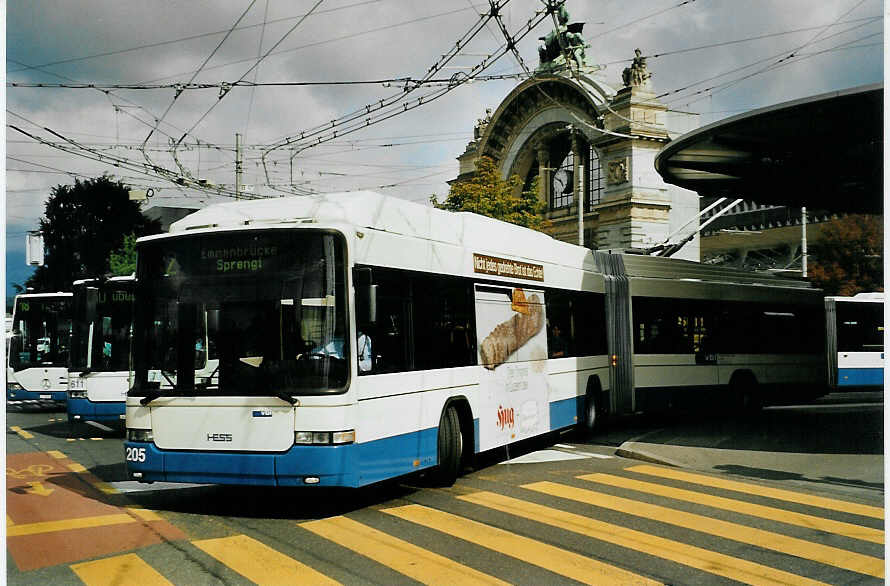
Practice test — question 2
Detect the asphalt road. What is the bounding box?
[6,391,884,585]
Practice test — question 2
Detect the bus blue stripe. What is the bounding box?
[549,396,582,430]
[838,368,884,387]
[67,398,125,422]
[8,388,67,401]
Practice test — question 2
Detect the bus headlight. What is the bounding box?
[127,429,154,442]
[332,430,356,444]
[7,382,23,392]
[295,430,355,445]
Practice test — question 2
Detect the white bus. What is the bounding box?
[825,293,884,389]
[124,192,825,487]
[67,276,136,425]
[7,292,73,403]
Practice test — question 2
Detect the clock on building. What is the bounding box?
[552,167,573,196]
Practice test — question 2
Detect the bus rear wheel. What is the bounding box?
[434,405,463,486]
[578,380,605,435]
[731,372,762,413]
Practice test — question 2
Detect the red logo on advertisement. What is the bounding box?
[497,405,515,430]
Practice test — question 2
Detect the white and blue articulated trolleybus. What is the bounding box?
[7,292,73,403]
[67,276,137,424]
[825,292,884,389]
[124,192,826,488]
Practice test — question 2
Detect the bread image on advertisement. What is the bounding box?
[480,289,544,369]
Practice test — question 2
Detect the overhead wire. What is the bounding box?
[5,0,384,75]
[172,0,324,164]
[143,0,258,174]
[659,16,882,106]
[259,0,565,194]
[244,0,271,139]
[141,5,480,86]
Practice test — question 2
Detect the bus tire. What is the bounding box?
[731,371,761,413]
[434,406,463,486]
[579,379,605,434]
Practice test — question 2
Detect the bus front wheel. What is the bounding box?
[434,406,463,486]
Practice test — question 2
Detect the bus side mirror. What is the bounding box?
[354,267,377,327]
[357,285,378,326]
[85,287,99,318]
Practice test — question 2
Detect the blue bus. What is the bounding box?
[125,192,825,488]
[7,292,72,402]
[67,277,136,424]
[826,293,884,388]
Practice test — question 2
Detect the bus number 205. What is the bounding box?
[125,447,147,462]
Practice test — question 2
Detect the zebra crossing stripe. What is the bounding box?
[193,534,339,585]
[301,515,509,585]
[383,504,662,586]
[459,491,829,586]
[10,426,33,439]
[626,464,884,520]
[524,480,884,579]
[579,473,884,544]
[70,553,172,586]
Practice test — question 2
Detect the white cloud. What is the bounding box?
[6,0,883,223]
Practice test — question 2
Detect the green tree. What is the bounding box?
[109,233,138,276]
[809,214,883,296]
[26,176,161,291]
[431,156,548,231]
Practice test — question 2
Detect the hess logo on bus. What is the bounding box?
[207,433,233,442]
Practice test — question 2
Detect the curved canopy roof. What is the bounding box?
[655,84,882,213]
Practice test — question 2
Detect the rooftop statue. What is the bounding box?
[622,48,652,89]
[536,5,598,74]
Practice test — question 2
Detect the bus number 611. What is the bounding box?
[126,447,146,463]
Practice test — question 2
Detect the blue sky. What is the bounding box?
[5,0,885,303]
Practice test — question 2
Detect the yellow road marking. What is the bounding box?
[627,465,884,520]
[8,513,145,537]
[47,450,66,459]
[24,481,54,497]
[580,473,883,545]
[193,534,339,586]
[90,480,118,495]
[302,515,509,586]
[125,507,162,522]
[63,459,118,494]
[383,504,661,586]
[526,481,884,579]
[459,491,827,586]
[71,553,173,586]
[10,426,34,439]
[7,515,14,526]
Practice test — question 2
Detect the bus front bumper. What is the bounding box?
[124,441,360,488]
[8,387,67,402]
[67,398,126,423]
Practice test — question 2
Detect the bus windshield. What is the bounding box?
[71,280,135,372]
[132,230,348,397]
[9,296,72,371]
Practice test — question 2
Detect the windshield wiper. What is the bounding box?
[275,391,298,405]
[139,370,178,406]
[139,389,164,406]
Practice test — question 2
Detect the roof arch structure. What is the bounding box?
[474,73,614,183]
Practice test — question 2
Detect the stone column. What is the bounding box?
[536,142,551,208]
